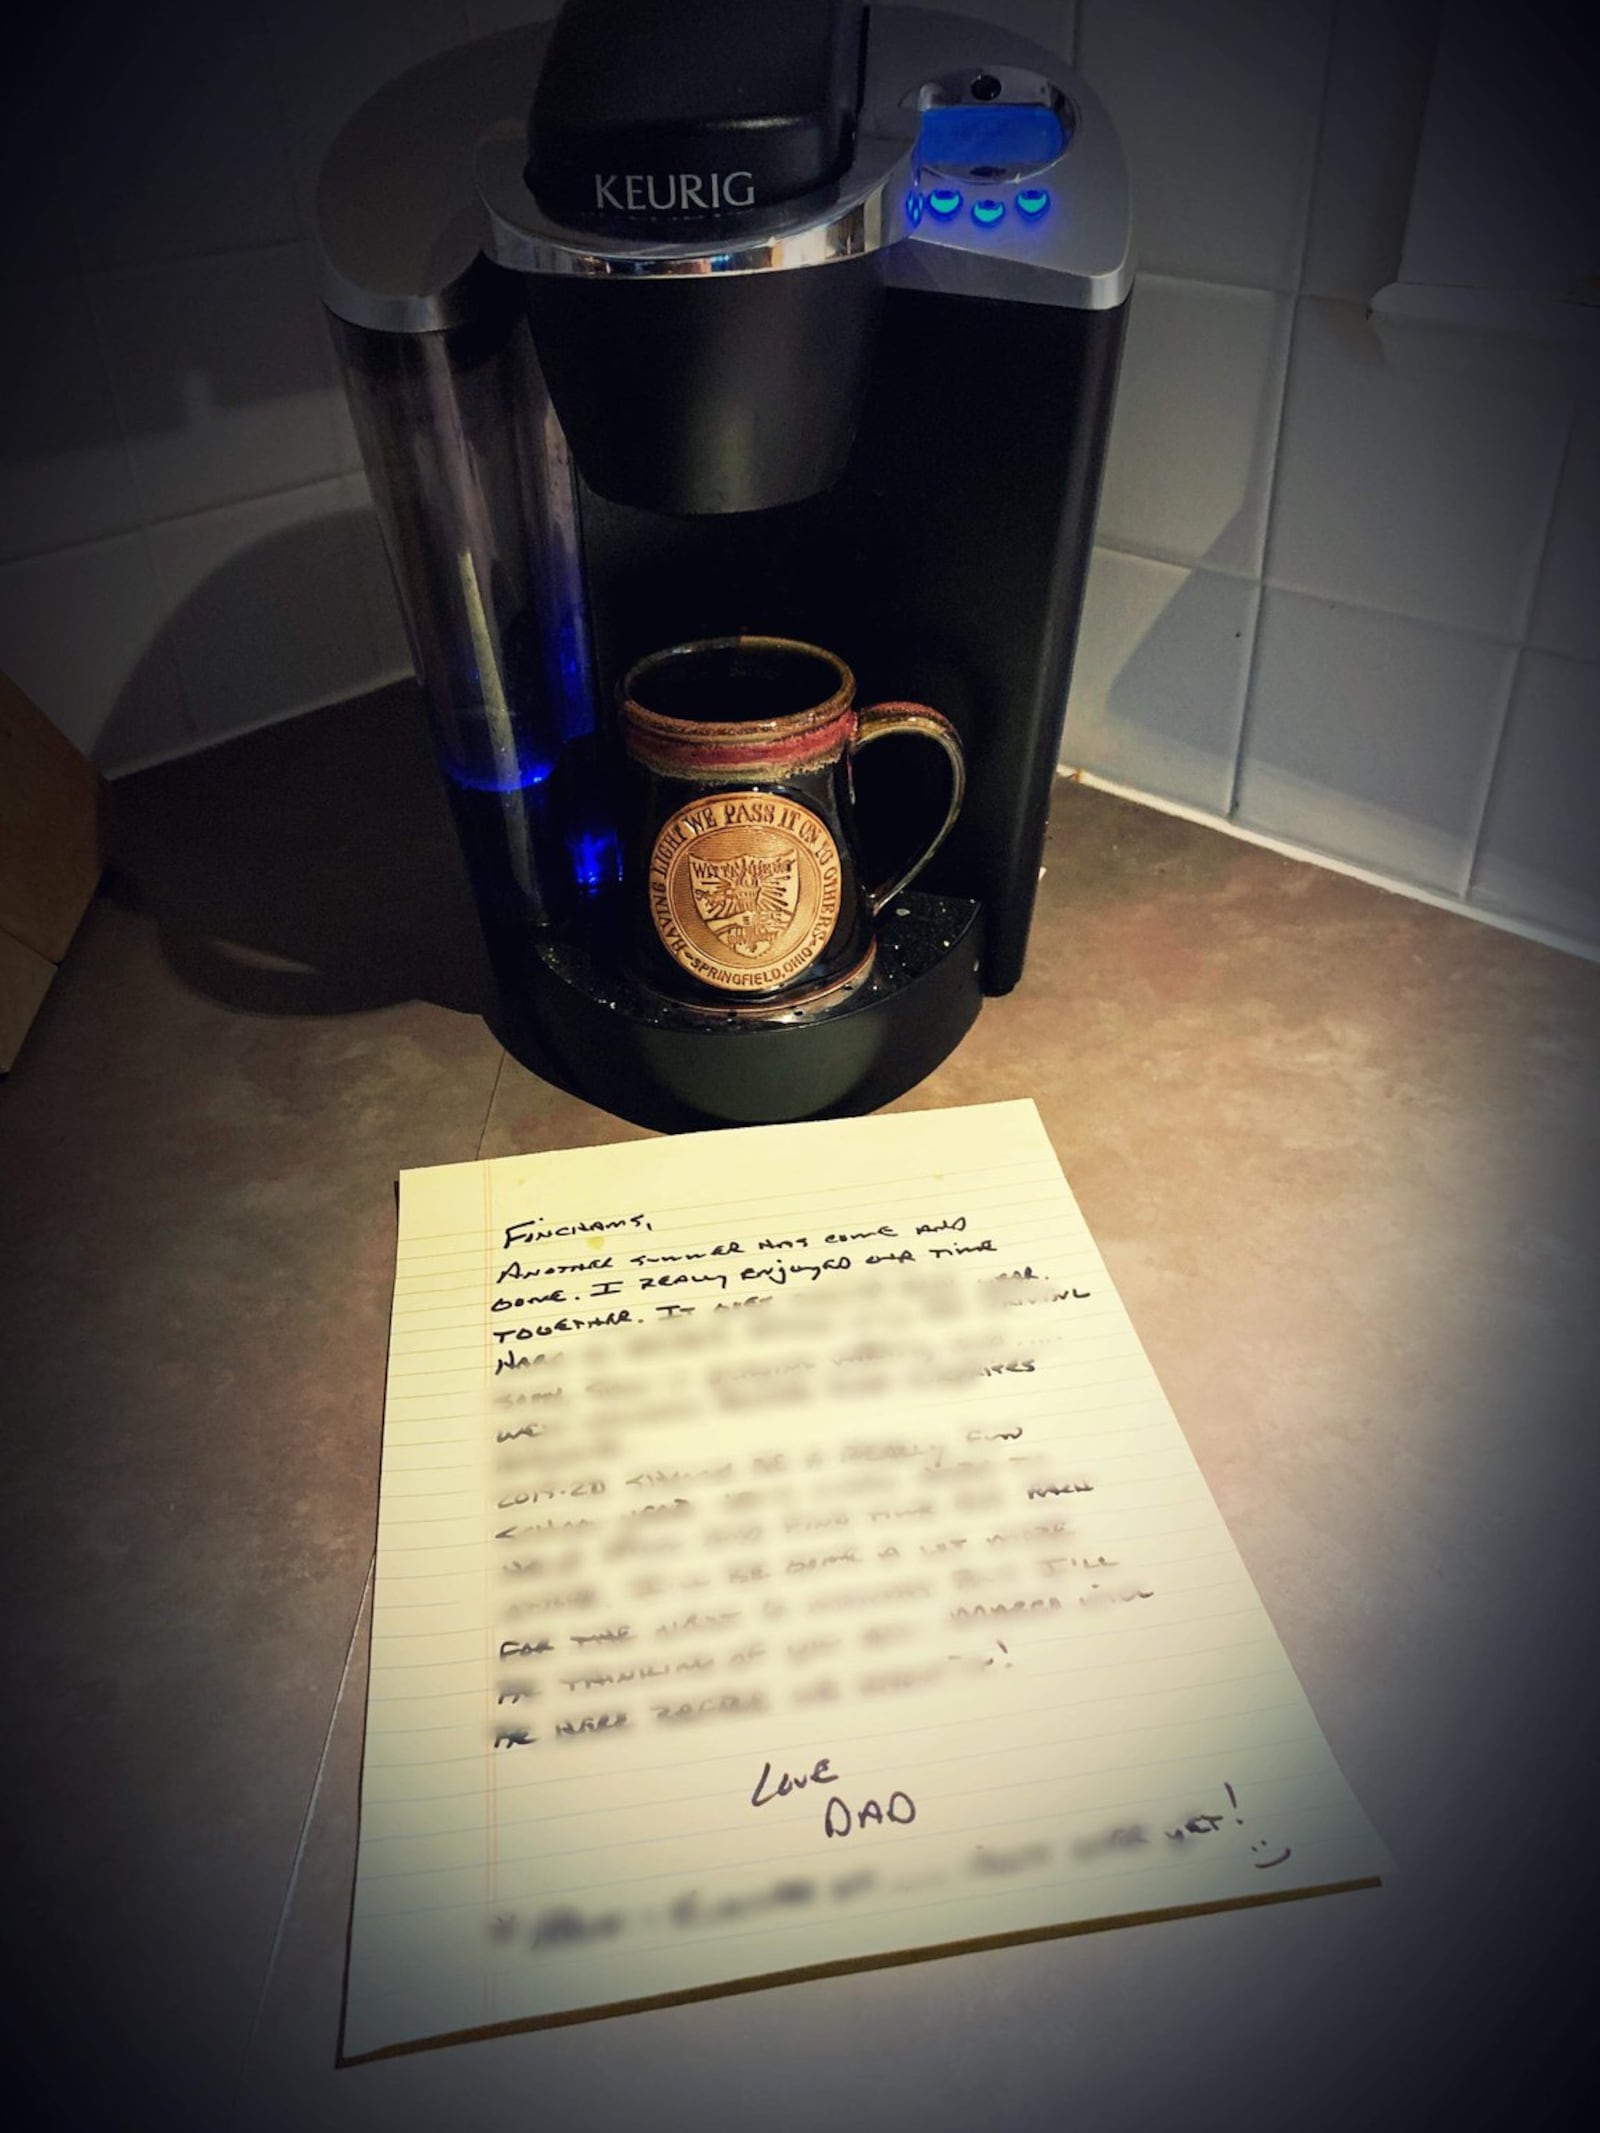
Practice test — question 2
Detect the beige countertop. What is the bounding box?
[2,682,1595,2132]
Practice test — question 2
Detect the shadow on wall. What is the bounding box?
[1096,566,1252,807]
[1085,556,1512,899]
[104,511,492,1024]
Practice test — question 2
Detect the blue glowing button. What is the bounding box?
[927,187,963,218]
[971,198,1006,227]
[1016,188,1051,218]
[905,188,923,227]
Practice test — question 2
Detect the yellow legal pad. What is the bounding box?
[343,1099,1387,2058]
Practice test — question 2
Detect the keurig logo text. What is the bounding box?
[649,793,840,993]
[593,171,756,213]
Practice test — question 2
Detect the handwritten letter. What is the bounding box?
[345,1101,1387,2057]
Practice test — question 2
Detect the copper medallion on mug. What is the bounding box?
[619,635,965,1016]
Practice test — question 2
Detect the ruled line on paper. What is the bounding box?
[359,1667,1305,1793]
[393,1152,1065,1243]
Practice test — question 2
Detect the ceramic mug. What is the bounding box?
[620,635,965,1015]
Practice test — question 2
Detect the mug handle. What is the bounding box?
[850,703,967,916]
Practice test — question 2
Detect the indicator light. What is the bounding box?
[569,827,620,891]
[445,756,554,794]
[927,188,963,218]
[905,188,923,226]
[971,198,1005,226]
[1016,188,1051,218]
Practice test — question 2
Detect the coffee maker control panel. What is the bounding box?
[874,12,1131,309]
[319,7,1129,333]
[913,66,1073,218]
[472,6,1129,315]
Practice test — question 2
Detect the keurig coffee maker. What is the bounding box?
[317,0,1132,1129]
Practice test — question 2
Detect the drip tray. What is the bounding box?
[491,892,985,1130]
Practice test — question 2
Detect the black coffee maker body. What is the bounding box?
[317,0,1133,1130]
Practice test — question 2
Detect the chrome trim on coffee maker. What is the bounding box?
[315,12,1132,332]
[477,121,920,281]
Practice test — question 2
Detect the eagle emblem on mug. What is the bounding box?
[687,848,800,959]
[648,794,842,993]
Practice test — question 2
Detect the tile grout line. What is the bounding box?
[75,235,313,281]
[1109,263,1302,303]
[1222,339,1291,821]
[333,462,388,697]
[1065,767,1600,966]
[1224,0,1341,823]
[47,76,175,568]
[1457,401,1577,902]
[261,11,370,493]
[255,9,317,252]
[8,469,362,574]
[102,667,415,782]
[1456,642,1525,903]
[232,1552,376,2104]
[57,137,204,757]
[1093,531,1579,664]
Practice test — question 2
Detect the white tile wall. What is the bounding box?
[877,0,1077,51]
[0,533,193,766]
[1060,0,1600,954]
[267,2,473,234]
[464,0,558,32]
[1235,591,1515,893]
[1096,276,1290,576]
[1268,299,1570,639]
[1300,0,1434,304]
[471,0,1082,54]
[1471,652,1600,941]
[1063,548,1256,813]
[145,479,386,736]
[53,5,300,269]
[0,280,143,563]
[315,247,367,477]
[88,246,349,522]
[0,2,448,768]
[1399,2,1595,301]
[1076,0,1330,290]
[0,117,79,288]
